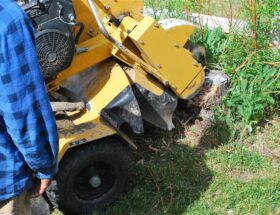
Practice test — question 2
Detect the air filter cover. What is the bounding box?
[35,29,75,82]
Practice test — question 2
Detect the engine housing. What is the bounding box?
[19,0,76,82]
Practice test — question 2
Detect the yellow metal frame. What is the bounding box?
[58,60,132,160]
[51,0,205,159]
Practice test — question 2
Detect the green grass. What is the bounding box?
[51,113,280,215]
[144,0,240,19]
[88,113,280,215]
[52,113,280,215]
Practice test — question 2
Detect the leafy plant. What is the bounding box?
[144,0,187,19]
[188,1,279,132]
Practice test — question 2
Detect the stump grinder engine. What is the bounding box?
[19,0,206,214]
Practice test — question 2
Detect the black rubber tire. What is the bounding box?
[53,138,135,215]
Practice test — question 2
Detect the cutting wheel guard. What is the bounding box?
[101,85,178,134]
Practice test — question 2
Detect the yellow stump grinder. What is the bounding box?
[18,0,207,214]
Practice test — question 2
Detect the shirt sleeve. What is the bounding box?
[0,13,59,179]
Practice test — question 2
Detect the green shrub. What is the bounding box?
[198,1,279,132]
[193,27,279,132]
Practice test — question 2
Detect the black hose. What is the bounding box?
[75,22,84,44]
[42,192,56,212]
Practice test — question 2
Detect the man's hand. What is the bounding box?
[28,179,52,198]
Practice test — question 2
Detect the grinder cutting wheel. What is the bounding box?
[18,0,206,214]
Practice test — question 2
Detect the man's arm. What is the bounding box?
[0,8,58,183]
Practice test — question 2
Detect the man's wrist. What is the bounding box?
[35,163,58,179]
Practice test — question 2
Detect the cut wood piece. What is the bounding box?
[51,102,85,112]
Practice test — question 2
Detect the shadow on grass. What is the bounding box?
[198,112,233,151]
[98,102,232,215]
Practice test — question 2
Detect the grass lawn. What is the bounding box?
[53,111,280,215]
[89,108,280,215]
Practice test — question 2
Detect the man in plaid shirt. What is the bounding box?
[0,1,58,214]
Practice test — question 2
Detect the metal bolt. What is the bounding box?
[140,40,145,45]
[104,5,110,10]
[173,85,177,90]
[68,13,75,21]
[157,64,162,69]
[175,44,180,48]
[193,61,199,66]
[154,23,160,28]
[163,80,169,86]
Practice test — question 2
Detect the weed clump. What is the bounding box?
[191,0,279,132]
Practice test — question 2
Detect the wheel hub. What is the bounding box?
[89,175,102,188]
[74,162,116,200]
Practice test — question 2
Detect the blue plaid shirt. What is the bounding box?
[0,0,58,201]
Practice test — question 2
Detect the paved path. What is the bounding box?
[31,197,50,215]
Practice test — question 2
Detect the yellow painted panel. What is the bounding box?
[58,60,131,159]
[72,0,144,43]
[119,16,139,34]
[128,17,204,98]
[98,0,144,21]
[165,25,195,47]
[124,66,164,96]
[66,60,131,123]
[58,118,116,160]
[47,35,112,90]
[181,70,205,99]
